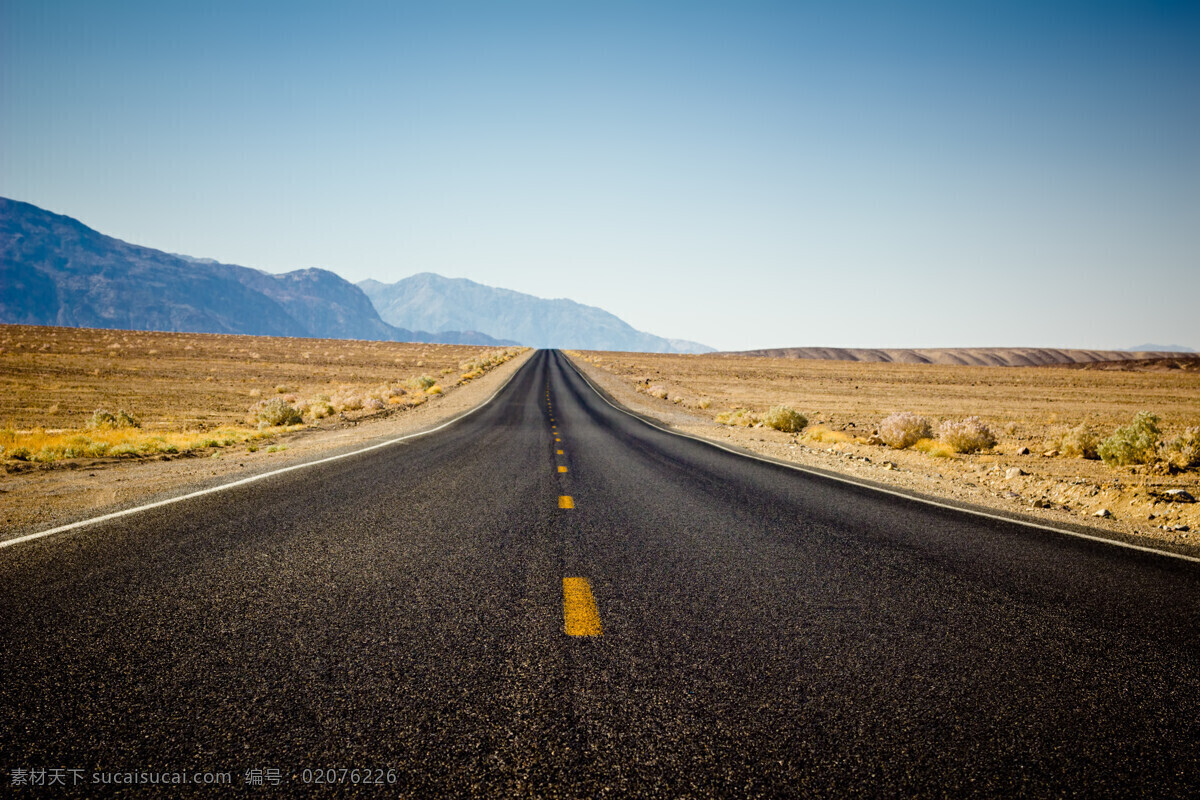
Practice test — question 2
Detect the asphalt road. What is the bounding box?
[2,349,1198,797]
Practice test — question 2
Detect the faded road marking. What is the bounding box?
[558,495,575,509]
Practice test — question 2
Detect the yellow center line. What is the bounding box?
[556,449,563,455]
[563,578,603,636]
[558,466,568,473]
[558,495,574,509]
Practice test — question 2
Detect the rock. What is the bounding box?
[1031,499,1051,508]
[866,435,884,446]
[1162,489,1195,503]
[1005,467,1026,479]
[1093,508,1112,518]
[1042,449,1059,457]
[882,461,897,471]
[1173,524,1190,532]
[1015,446,1030,455]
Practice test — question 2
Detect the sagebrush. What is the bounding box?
[878,412,932,449]
[937,416,996,453]
[763,406,807,432]
[1098,412,1161,466]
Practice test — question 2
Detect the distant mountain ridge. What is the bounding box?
[719,347,1191,367]
[1126,344,1195,353]
[0,198,512,346]
[359,273,713,353]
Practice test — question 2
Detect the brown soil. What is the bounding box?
[567,350,1200,554]
[0,324,515,431]
[0,324,532,536]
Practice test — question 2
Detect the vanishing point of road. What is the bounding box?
[2,350,1197,797]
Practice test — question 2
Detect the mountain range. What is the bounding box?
[359,274,713,353]
[0,197,711,351]
[0,198,511,345]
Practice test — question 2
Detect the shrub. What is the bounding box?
[1098,412,1161,467]
[426,384,444,395]
[878,412,932,449]
[763,406,807,432]
[1050,423,1101,459]
[249,398,303,427]
[412,375,436,390]
[1161,426,1200,469]
[88,408,141,430]
[647,385,669,400]
[937,416,996,453]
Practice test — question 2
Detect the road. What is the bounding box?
[2,349,1198,797]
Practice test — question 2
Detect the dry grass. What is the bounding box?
[0,425,271,462]
[803,426,855,444]
[0,324,524,463]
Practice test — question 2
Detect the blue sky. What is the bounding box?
[2,1,1197,351]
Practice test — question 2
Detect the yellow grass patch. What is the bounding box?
[912,438,957,458]
[0,426,264,463]
[803,425,853,444]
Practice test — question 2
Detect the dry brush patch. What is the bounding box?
[0,324,524,466]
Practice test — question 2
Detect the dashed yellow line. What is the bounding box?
[563,577,603,636]
[558,466,568,473]
[556,449,563,455]
[558,495,574,509]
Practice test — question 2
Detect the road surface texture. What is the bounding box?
[2,350,1198,797]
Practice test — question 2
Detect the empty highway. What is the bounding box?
[2,349,1198,797]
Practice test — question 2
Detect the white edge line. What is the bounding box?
[560,352,1200,566]
[0,352,533,550]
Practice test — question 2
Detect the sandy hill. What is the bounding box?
[717,347,1189,367]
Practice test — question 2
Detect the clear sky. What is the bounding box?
[3,0,1197,351]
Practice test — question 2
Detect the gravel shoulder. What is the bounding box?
[1,349,534,539]
[566,352,1200,560]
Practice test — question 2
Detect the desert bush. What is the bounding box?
[249,398,303,427]
[697,398,712,409]
[937,416,996,453]
[878,412,933,449]
[427,384,444,395]
[1098,411,1161,467]
[88,408,141,430]
[648,385,669,400]
[763,406,807,433]
[1161,426,1200,469]
[412,375,437,390]
[1049,423,1101,459]
[716,408,760,427]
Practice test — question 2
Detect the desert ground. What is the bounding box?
[0,324,529,533]
[567,350,1200,553]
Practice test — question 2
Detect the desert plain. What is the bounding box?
[0,324,528,533]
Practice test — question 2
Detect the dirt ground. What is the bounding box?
[0,324,517,431]
[567,350,1200,555]
[0,325,532,536]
